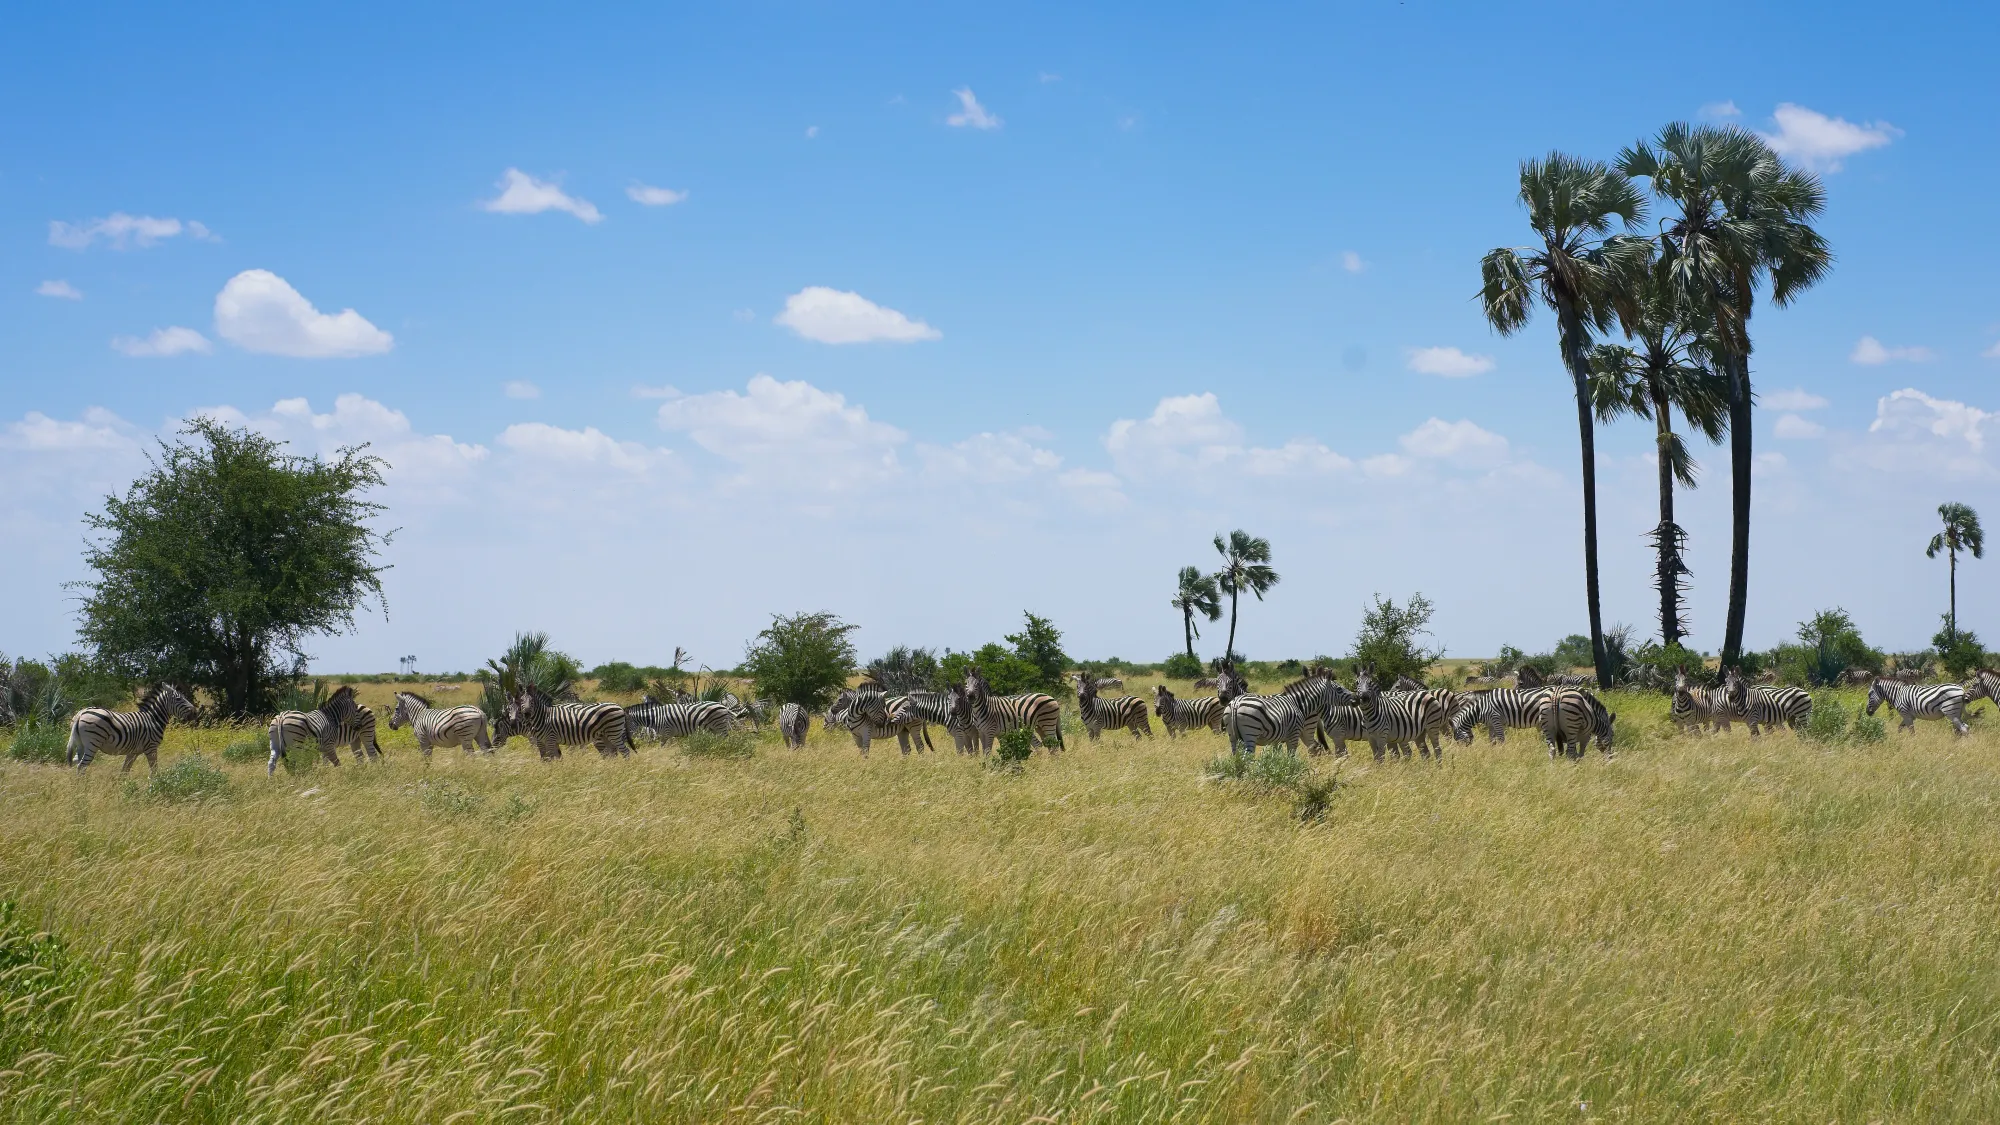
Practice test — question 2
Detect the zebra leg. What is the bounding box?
[474,723,492,753]
[121,750,139,775]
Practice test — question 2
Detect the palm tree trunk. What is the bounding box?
[1720,354,1753,669]
[1225,587,1239,660]
[1653,395,1680,649]
[1949,549,1958,643]
[1183,608,1196,659]
[1560,313,1610,690]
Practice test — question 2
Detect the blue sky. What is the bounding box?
[4,1,1996,672]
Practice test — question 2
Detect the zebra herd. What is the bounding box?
[54,665,2000,776]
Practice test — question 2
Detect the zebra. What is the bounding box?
[777,702,809,749]
[266,686,383,775]
[1538,688,1615,759]
[388,691,491,758]
[1152,684,1223,738]
[895,691,981,754]
[626,699,735,742]
[68,683,197,774]
[507,685,631,759]
[1221,688,1319,757]
[1670,668,1737,734]
[1866,678,1969,736]
[1352,665,1451,761]
[961,666,1064,753]
[1965,669,2000,708]
[1723,669,1811,737]
[1319,702,1369,756]
[1075,673,1152,741]
[833,693,933,756]
[1449,686,1553,747]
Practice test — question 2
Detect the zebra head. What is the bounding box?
[319,685,362,722]
[1721,667,1749,710]
[139,683,197,723]
[1073,672,1097,704]
[1866,679,1892,716]
[1153,684,1176,715]
[1594,703,1617,752]
[389,691,429,730]
[507,684,551,733]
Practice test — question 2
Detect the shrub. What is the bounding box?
[1162,652,1205,680]
[1293,774,1343,825]
[1005,612,1072,696]
[1933,622,1985,681]
[681,730,756,760]
[7,726,69,765]
[1624,641,1708,692]
[739,611,858,710]
[1552,634,1595,670]
[863,646,940,695]
[1850,709,1887,744]
[1771,608,1884,687]
[1801,694,1850,745]
[220,737,266,764]
[139,755,230,803]
[994,727,1035,765]
[1349,593,1445,685]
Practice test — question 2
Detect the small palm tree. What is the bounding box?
[1212,531,1278,660]
[1481,152,1651,689]
[1927,503,1985,644]
[1170,566,1222,660]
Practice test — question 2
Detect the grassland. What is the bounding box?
[4,675,2000,1122]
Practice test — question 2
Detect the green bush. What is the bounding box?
[7,726,69,765]
[1349,594,1445,685]
[1801,694,1849,745]
[994,727,1034,764]
[1162,652,1205,680]
[220,737,267,763]
[681,730,756,760]
[1933,623,1986,681]
[1292,774,1343,825]
[1850,709,1887,745]
[139,755,230,803]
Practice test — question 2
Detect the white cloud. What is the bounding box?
[213,269,393,358]
[503,380,541,400]
[1398,418,1510,468]
[1763,387,1830,411]
[918,431,1062,484]
[36,280,82,300]
[946,87,1001,129]
[48,212,216,250]
[1104,393,1354,481]
[1405,346,1494,377]
[208,395,489,503]
[111,326,212,357]
[1341,251,1367,274]
[1761,103,1899,171]
[1851,335,1934,365]
[499,423,663,475]
[1699,100,1742,119]
[1774,413,1825,439]
[657,374,907,491]
[1859,388,1993,479]
[2,408,135,451]
[627,183,688,206]
[774,286,941,344]
[480,168,603,223]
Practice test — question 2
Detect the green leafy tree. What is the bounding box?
[1933,620,1986,681]
[1551,634,1596,670]
[73,418,391,715]
[1212,531,1279,661]
[1621,124,1831,669]
[1170,566,1222,660]
[1772,608,1882,687]
[740,611,858,710]
[863,645,940,695]
[936,645,1042,697]
[1349,593,1445,685]
[1926,503,1984,646]
[1481,152,1651,689]
[1004,612,1070,696]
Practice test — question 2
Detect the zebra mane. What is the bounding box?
[398,690,432,708]
[135,682,172,708]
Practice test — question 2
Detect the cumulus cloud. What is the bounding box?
[111,326,212,357]
[499,423,665,475]
[1851,335,1934,365]
[504,380,541,400]
[658,374,906,491]
[1859,388,1993,478]
[1398,418,1510,468]
[49,213,216,250]
[2,407,136,451]
[1105,393,1353,481]
[946,87,1001,129]
[1405,346,1494,377]
[1761,103,1899,171]
[36,280,82,300]
[213,269,393,358]
[917,431,1063,484]
[1763,387,1830,410]
[1699,100,1742,119]
[1774,413,1825,439]
[1341,251,1367,273]
[480,169,603,223]
[203,395,488,503]
[627,183,688,206]
[774,287,940,344]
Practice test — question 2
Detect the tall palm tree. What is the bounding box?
[1927,503,1985,644]
[1170,566,1223,660]
[1481,153,1650,689]
[1212,530,1278,661]
[1620,124,1831,669]
[1588,278,1730,649]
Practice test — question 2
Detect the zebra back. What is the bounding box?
[70,683,196,771]
[510,686,630,758]
[962,666,1063,751]
[1539,688,1614,758]
[777,702,809,749]
[1222,692,1317,755]
[1868,679,1968,733]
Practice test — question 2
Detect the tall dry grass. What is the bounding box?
[3,680,1998,1122]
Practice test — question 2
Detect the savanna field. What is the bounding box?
[6,675,2000,1123]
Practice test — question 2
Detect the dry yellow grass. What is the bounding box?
[3,678,1999,1122]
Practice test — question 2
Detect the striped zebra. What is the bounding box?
[1449,687,1554,747]
[894,691,980,754]
[266,686,383,775]
[1221,688,1319,757]
[68,683,197,774]
[626,699,735,742]
[1320,702,1369,756]
[1965,668,2000,707]
[777,702,809,749]
[831,690,933,756]
[1723,669,1812,737]
[1352,665,1451,761]
[1075,673,1152,741]
[507,685,631,759]
[961,666,1064,753]
[1867,678,1969,736]
[388,691,491,758]
[1669,668,1737,734]
[1152,685,1223,738]
[1538,688,1615,759]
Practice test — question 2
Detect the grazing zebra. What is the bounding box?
[1538,688,1615,759]
[1722,669,1812,736]
[833,693,933,756]
[507,685,631,759]
[1221,688,1319,757]
[1449,686,1554,747]
[1965,669,2000,707]
[961,666,1064,753]
[777,702,809,749]
[1075,673,1152,741]
[266,686,383,775]
[389,691,491,758]
[68,683,197,774]
[1866,678,1969,736]
[896,691,981,753]
[1669,668,1737,734]
[627,699,735,741]
[1152,685,1223,738]
[1352,665,1451,761]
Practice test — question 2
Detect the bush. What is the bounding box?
[220,737,266,764]
[1771,608,1884,687]
[1552,634,1594,670]
[1801,693,1850,745]
[1624,642,1708,692]
[7,725,69,765]
[1162,652,1205,680]
[863,646,941,694]
[1850,709,1887,744]
[1292,774,1343,825]
[588,662,678,694]
[139,755,230,803]
[937,645,1046,697]
[1349,593,1444,685]
[994,727,1035,765]
[681,729,756,760]
[740,612,858,711]
[1933,622,1985,681]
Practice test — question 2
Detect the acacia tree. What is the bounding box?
[1927,503,1984,645]
[740,611,857,710]
[1170,566,1222,660]
[1212,531,1278,661]
[74,418,391,715]
[1481,152,1650,689]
